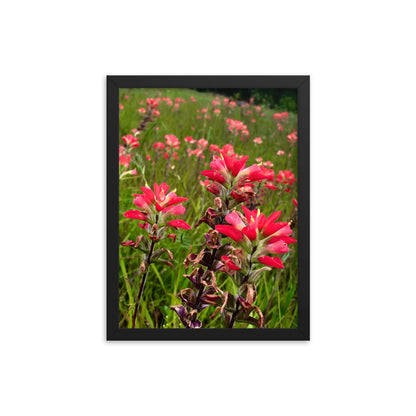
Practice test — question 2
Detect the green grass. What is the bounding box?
[118,88,298,329]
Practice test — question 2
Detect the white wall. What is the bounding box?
[1,1,415,415]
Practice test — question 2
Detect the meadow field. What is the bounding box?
[118,88,298,329]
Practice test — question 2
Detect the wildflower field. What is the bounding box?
[118,88,298,329]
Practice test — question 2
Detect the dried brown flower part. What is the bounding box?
[204,229,221,249]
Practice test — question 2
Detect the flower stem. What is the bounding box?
[228,251,253,328]
[132,239,156,328]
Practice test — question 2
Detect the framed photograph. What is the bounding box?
[107,76,310,340]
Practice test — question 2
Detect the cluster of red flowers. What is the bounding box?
[119,145,131,168]
[273,112,289,121]
[200,151,274,202]
[217,206,296,269]
[226,118,249,138]
[187,138,208,159]
[122,134,140,148]
[287,131,298,144]
[276,170,297,186]
[164,134,180,149]
[123,182,191,232]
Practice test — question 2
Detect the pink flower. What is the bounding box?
[138,108,146,114]
[226,119,249,136]
[277,150,285,156]
[215,206,296,268]
[276,170,296,186]
[287,131,298,144]
[146,98,159,109]
[122,134,139,148]
[210,144,221,152]
[273,112,289,121]
[153,142,165,150]
[119,104,124,110]
[253,137,263,144]
[124,169,137,176]
[165,134,180,149]
[124,183,190,229]
[201,151,273,186]
[221,255,241,271]
[167,219,191,230]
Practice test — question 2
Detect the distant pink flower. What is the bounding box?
[197,138,208,149]
[276,170,296,186]
[263,161,274,168]
[277,150,285,156]
[124,95,129,100]
[119,154,131,168]
[273,112,289,122]
[138,108,146,114]
[146,98,159,109]
[253,137,263,144]
[146,155,151,160]
[250,119,256,123]
[119,104,124,110]
[214,108,221,115]
[277,123,284,131]
[287,131,298,144]
[165,134,180,149]
[226,119,249,137]
[124,169,137,176]
[184,136,196,143]
[122,134,140,148]
[153,142,165,150]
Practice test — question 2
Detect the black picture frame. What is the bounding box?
[107,75,310,341]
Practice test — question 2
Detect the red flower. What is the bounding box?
[153,142,165,150]
[119,154,130,168]
[165,134,180,149]
[167,219,191,230]
[146,98,159,109]
[215,206,296,268]
[276,170,296,186]
[122,134,140,148]
[123,182,190,230]
[287,131,297,144]
[273,112,289,121]
[221,255,241,270]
